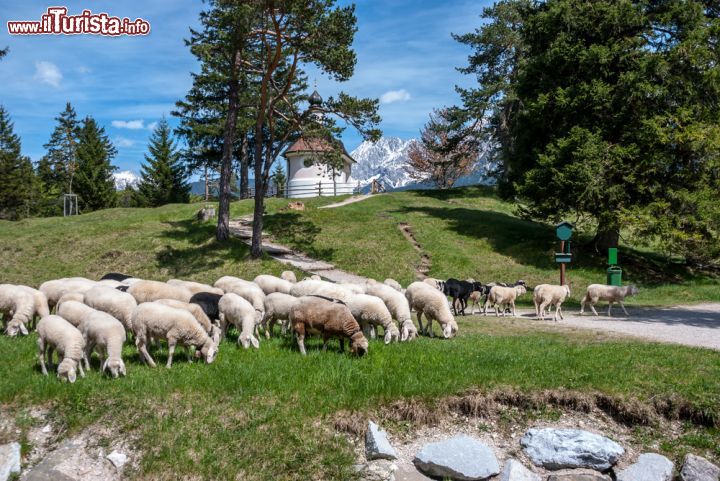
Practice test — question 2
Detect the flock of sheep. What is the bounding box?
[0,271,639,383]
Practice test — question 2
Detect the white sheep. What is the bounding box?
[405,282,458,338]
[422,278,445,291]
[131,302,219,368]
[580,284,639,317]
[280,271,297,283]
[155,298,217,339]
[340,282,367,295]
[533,284,571,321]
[214,275,255,293]
[223,282,266,326]
[484,285,527,317]
[218,293,260,349]
[383,279,403,292]
[78,310,127,378]
[16,285,50,327]
[289,279,354,303]
[263,292,299,337]
[346,294,399,344]
[0,284,35,336]
[82,285,137,332]
[166,279,224,296]
[56,300,97,328]
[55,291,86,310]
[37,315,87,383]
[39,277,96,309]
[365,281,418,341]
[127,280,193,304]
[253,274,293,295]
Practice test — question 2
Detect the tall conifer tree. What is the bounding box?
[74,116,117,212]
[136,119,189,206]
[0,106,37,219]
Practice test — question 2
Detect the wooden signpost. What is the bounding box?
[555,221,573,285]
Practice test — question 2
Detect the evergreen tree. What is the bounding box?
[0,106,38,220]
[37,102,80,215]
[74,117,118,212]
[136,119,189,206]
[271,164,286,195]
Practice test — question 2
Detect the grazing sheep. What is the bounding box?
[127,280,192,304]
[483,285,527,317]
[37,315,86,383]
[83,285,137,332]
[214,276,255,293]
[55,291,86,310]
[263,292,299,337]
[533,284,571,321]
[100,273,133,282]
[340,282,367,295]
[443,278,483,316]
[218,293,260,349]
[580,284,639,317]
[405,282,458,339]
[131,302,219,368]
[56,300,96,328]
[365,281,418,341]
[468,291,484,315]
[155,299,216,338]
[190,292,221,322]
[16,285,50,325]
[39,278,96,309]
[78,311,127,378]
[0,284,35,336]
[383,279,403,292]
[281,271,297,284]
[166,279,224,296]
[290,279,353,303]
[346,294,399,344]
[289,295,368,356]
[253,274,293,295]
[97,279,123,288]
[223,283,266,326]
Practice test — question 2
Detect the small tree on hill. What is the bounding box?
[0,106,38,220]
[136,119,189,207]
[74,116,117,212]
[272,165,286,196]
[405,109,478,189]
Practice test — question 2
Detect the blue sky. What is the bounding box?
[0,0,490,176]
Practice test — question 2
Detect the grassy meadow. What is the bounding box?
[0,186,719,479]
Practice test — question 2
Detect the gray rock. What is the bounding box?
[0,442,21,481]
[520,428,624,471]
[366,421,397,461]
[547,473,611,481]
[501,459,540,481]
[616,453,673,481]
[106,451,127,470]
[413,435,500,480]
[681,454,720,481]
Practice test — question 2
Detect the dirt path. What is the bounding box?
[397,222,431,279]
[318,194,373,209]
[489,304,720,351]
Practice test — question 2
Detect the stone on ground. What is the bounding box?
[106,450,128,470]
[520,428,624,471]
[413,434,500,481]
[681,454,720,481]
[616,453,673,481]
[501,459,540,481]
[366,421,398,461]
[0,442,21,481]
[547,473,612,481]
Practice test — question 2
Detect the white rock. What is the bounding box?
[616,453,673,481]
[413,434,500,481]
[41,425,52,434]
[106,450,127,470]
[0,442,21,481]
[501,459,541,481]
[520,428,624,471]
[681,454,720,481]
[366,421,398,461]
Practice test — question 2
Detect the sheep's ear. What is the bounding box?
[102,359,109,373]
[20,323,29,336]
[120,363,127,376]
[67,370,77,384]
[384,330,393,345]
[250,336,260,349]
[401,325,409,342]
[443,325,453,339]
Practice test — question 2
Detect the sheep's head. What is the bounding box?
[564,285,571,296]
[349,332,368,357]
[515,285,527,296]
[384,323,400,344]
[239,332,260,349]
[57,358,77,383]
[443,320,459,339]
[627,285,639,297]
[200,341,218,363]
[400,319,418,342]
[103,358,126,378]
[4,319,28,337]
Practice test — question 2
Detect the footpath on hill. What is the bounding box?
[229,199,720,351]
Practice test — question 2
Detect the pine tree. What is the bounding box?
[271,164,286,195]
[37,102,80,215]
[74,117,118,212]
[0,106,38,220]
[136,119,189,206]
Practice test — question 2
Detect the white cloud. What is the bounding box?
[114,137,135,148]
[112,120,145,130]
[380,89,411,104]
[34,61,62,87]
[146,121,158,131]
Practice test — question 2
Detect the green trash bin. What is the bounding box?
[607,266,622,286]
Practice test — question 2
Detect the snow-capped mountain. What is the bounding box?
[350,137,418,190]
[112,170,140,190]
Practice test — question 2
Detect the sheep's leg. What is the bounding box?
[83,343,93,370]
[538,301,549,321]
[137,339,157,368]
[339,338,345,352]
[294,324,307,355]
[590,303,599,316]
[607,302,613,317]
[47,347,55,371]
[556,303,564,321]
[38,338,48,376]
[579,298,586,315]
[166,339,176,369]
[427,318,434,338]
[620,301,629,316]
[416,312,424,335]
[511,301,517,318]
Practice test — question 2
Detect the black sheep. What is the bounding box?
[190,292,222,321]
[100,272,133,282]
[443,278,483,316]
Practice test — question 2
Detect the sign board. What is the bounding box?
[556,221,574,241]
[555,252,573,263]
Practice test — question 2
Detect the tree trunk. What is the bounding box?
[591,220,620,254]
[250,149,264,258]
[216,51,241,242]
[240,135,249,199]
[204,164,209,201]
